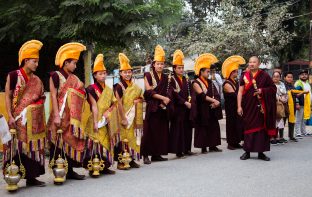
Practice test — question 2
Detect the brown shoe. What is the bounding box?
[66,171,86,180]
[227,145,236,150]
[209,147,222,152]
[201,148,208,154]
[26,178,46,187]
[143,156,151,164]
[258,153,270,161]
[185,151,195,156]
[151,155,168,161]
[129,160,140,168]
[176,153,185,158]
[101,168,116,174]
[240,152,250,160]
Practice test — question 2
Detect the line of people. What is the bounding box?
[271,69,311,145]
[3,40,286,189]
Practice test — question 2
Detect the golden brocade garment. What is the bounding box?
[4,69,46,166]
[47,72,86,163]
[118,82,143,160]
[82,84,120,165]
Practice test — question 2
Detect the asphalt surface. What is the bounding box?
[1,120,312,197]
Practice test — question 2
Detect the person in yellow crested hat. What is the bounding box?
[168,49,194,158]
[191,53,223,154]
[4,40,46,187]
[47,42,87,181]
[113,53,143,170]
[141,45,173,164]
[82,53,118,176]
[221,55,245,150]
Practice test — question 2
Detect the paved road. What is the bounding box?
[1,120,312,197]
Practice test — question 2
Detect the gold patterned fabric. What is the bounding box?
[120,83,143,160]
[83,85,119,165]
[4,70,46,165]
[47,73,86,163]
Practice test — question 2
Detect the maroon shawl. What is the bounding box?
[240,70,276,136]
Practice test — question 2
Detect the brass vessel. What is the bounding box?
[87,140,105,177]
[52,155,68,184]
[87,155,105,177]
[4,161,21,191]
[4,129,25,192]
[118,139,131,169]
[49,129,68,185]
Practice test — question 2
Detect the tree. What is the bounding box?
[0,0,183,88]
[169,0,296,67]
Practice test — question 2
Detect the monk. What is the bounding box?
[222,56,245,150]
[114,53,143,169]
[191,53,223,153]
[82,54,119,175]
[141,45,173,164]
[237,56,276,161]
[4,40,46,186]
[169,50,193,157]
[48,42,87,180]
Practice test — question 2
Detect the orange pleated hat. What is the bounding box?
[194,53,218,75]
[222,55,246,79]
[93,54,106,73]
[172,50,184,66]
[119,53,132,71]
[18,40,43,66]
[154,45,165,62]
[55,42,86,67]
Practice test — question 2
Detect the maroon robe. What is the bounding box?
[223,79,243,146]
[141,69,173,156]
[239,70,276,152]
[191,78,223,148]
[169,74,193,154]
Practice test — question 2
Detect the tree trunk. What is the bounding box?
[84,44,93,87]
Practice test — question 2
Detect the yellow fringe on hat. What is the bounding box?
[222,55,245,79]
[18,40,43,66]
[93,54,106,73]
[194,53,218,75]
[55,42,86,67]
[172,50,184,66]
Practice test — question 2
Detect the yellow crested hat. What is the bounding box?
[18,40,43,66]
[154,45,165,62]
[93,54,106,73]
[222,55,246,79]
[172,50,184,66]
[119,53,132,71]
[194,53,218,75]
[55,42,86,67]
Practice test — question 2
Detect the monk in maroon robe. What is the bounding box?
[169,51,193,157]
[223,77,244,149]
[222,55,246,150]
[141,45,173,164]
[237,56,276,161]
[191,53,223,153]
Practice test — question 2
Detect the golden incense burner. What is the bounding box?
[87,155,105,177]
[4,129,25,192]
[118,139,131,169]
[87,140,105,177]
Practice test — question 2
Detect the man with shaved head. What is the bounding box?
[237,56,277,161]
